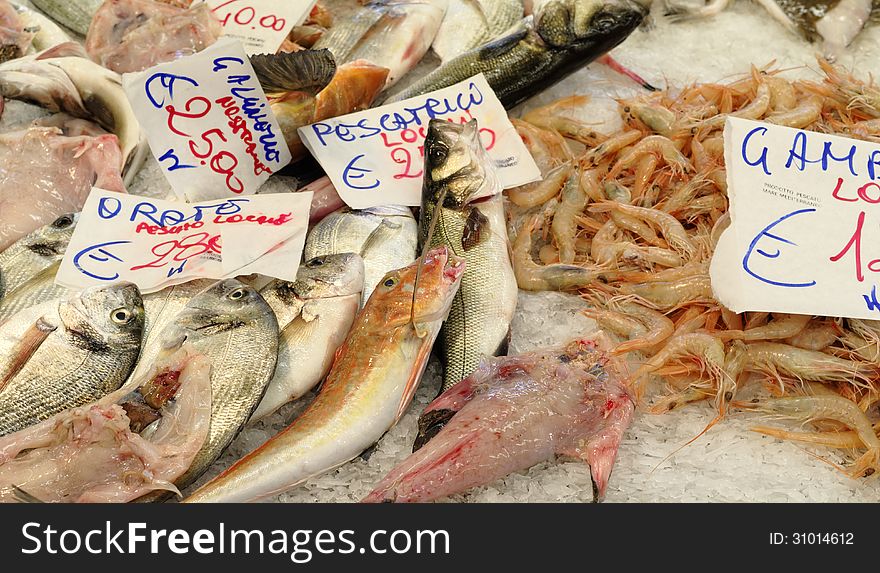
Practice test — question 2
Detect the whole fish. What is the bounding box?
[11,2,71,53]
[304,205,418,305]
[313,0,447,88]
[364,337,634,502]
[147,279,278,492]
[0,282,145,436]
[29,0,103,36]
[431,0,524,63]
[0,213,76,305]
[184,246,465,502]
[386,0,646,108]
[0,46,149,184]
[419,118,517,392]
[251,253,365,421]
[0,344,212,503]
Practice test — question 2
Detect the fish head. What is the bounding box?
[423,119,501,209]
[22,213,78,258]
[61,281,145,348]
[536,0,645,49]
[364,246,465,332]
[176,279,278,338]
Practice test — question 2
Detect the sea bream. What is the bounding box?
[386,0,646,108]
[251,253,365,421]
[184,246,465,502]
[419,118,518,393]
[364,337,634,502]
[0,282,145,437]
[0,345,211,503]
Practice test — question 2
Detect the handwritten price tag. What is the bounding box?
[711,117,880,318]
[55,188,312,294]
[122,37,292,202]
[298,74,541,209]
[207,0,316,55]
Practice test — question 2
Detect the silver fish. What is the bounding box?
[150,279,278,491]
[0,282,145,436]
[29,0,103,36]
[251,253,365,421]
[419,118,518,392]
[431,0,524,63]
[11,1,71,53]
[304,205,418,305]
[0,213,75,305]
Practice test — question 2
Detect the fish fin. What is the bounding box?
[496,327,512,357]
[10,485,44,503]
[301,300,320,323]
[461,206,489,251]
[359,440,382,461]
[395,338,434,421]
[412,408,457,452]
[0,317,56,392]
[250,49,336,94]
[477,19,529,61]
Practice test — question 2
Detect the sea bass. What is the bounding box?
[251,253,365,421]
[419,118,517,392]
[0,213,76,306]
[0,282,145,436]
[0,344,211,503]
[184,246,465,502]
[313,0,447,88]
[146,279,278,492]
[304,205,418,305]
[364,337,634,502]
[431,0,524,63]
[386,0,646,108]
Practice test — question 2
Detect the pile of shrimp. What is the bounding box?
[505,58,880,479]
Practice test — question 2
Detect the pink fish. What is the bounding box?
[363,336,634,503]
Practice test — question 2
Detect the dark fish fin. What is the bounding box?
[496,326,512,357]
[461,206,489,251]
[0,317,56,392]
[359,441,380,462]
[412,408,456,452]
[250,49,336,95]
[11,485,45,503]
[477,21,529,61]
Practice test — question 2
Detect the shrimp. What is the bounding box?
[608,299,675,355]
[700,81,771,131]
[582,129,642,167]
[618,275,714,310]
[631,154,658,204]
[819,57,880,118]
[719,313,812,342]
[513,215,605,291]
[841,319,880,363]
[648,386,711,414]
[615,261,708,284]
[765,95,824,128]
[630,333,726,401]
[591,220,683,268]
[739,395,880,477]
[625,101,676,136]
[607,209,665,248]
[523,96,607,146]
[603,181,631,203]
[659,176,715,215]
[766,76,797,111]
[507,161,572,208]
[582,307,647,340]
[744,342,877,389]
[512,118,572,173]
[607,135,693,179]
[785,321,840,351]
[590,202,696,258]
[552,170,590,264]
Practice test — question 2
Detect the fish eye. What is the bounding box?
[428,144,448,165]
[306,257,325,268]
[111,308,132,324]
[383,276,398,288]
[53,215,73,228]
[228,288,247,300]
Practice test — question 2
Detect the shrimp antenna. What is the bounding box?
[411,186,449,326]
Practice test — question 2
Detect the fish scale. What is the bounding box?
[0,282,144,436]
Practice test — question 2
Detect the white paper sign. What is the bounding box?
[123,37,292,202]
[711,117,880,319]
[56,188,312,294]
[298,74,541,209]
[206,0,316,54]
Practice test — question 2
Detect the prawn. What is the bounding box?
[582,130,641,167]
[719,313,811,342]
[522,96,607,146]
[629,332,726,402]
[765,95,824,128]
[507,162,572,208]
[744,342,877,390]
[552,169,590,264]
[607,135,693,179]
[590,202,696,258]
[618,275,714,310]
[607,298,675,355]
[513,215,605,291]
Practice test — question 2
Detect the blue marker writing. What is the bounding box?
[73,241,130,281]
[343,155,380,190]
[144,73,198,108]
[742,208,817,288]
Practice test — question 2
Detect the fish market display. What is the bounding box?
[387,0,646,108]
[0,213,76,306]
[0,0,31,62]
[304,205,419,305]
[0,345,211,503]
[10,2,71,53]
[430,0,524,63]
[365,337,634,502]
[419,119,517,392]
[251,253,365,421]
[0,126,123,253]
[144,279,278,492]
[313,0,447,88]
[184,246,465,502]
[0,48,148,183]
[0,282,145,436]
[85,0,221,73]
